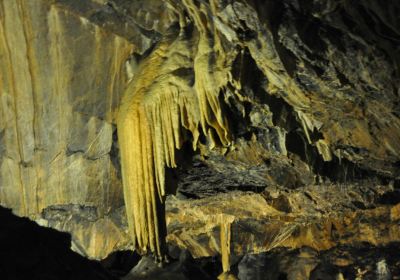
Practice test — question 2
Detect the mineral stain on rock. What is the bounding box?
[0,0,400,279]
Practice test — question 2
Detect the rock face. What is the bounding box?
[167,184,400,258]
[0,0,400,277]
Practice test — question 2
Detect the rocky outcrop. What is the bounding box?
[167,184,400,258]
[1,0,400,277]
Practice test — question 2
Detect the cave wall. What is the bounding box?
[0,0,399,262]
[0,0,136,258]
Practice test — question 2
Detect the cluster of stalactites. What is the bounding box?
[118,86,200,259]
[117,13,237,259]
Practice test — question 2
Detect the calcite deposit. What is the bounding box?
[0,0,399,278]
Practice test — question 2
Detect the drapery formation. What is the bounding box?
[117,0,240,260]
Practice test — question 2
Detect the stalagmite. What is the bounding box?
[219,214,235,275]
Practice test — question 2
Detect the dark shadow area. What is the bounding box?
[110,126,122,180]
[236,243,400,279]
[123,247,222,280]
[377,189,400,205]
[101,250,141,278]
[0,206,117,280]
[313,242,400,280]
[177,250,222,280]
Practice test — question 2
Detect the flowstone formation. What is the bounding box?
[1,0,400,278]
[117,0,244,262]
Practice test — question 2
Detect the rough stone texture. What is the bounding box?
[166,184,400,258]
[0,0,400,276]
[0,0,133,258]
[0,0,133,214]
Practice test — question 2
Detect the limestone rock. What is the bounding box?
[0,0,400,277]
[166,184,400,259]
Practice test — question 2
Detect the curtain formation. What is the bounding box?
[117,0,240,262]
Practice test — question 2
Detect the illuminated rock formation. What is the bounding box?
[0,0,400,277]
[117,0,238,259]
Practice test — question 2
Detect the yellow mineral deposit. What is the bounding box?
[219,214,235,274]
[117,3,237,259]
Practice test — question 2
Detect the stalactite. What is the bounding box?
[117,39,174,259]
[117,26,236,260]
[183,0,233,148]
[117,0,241,262]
